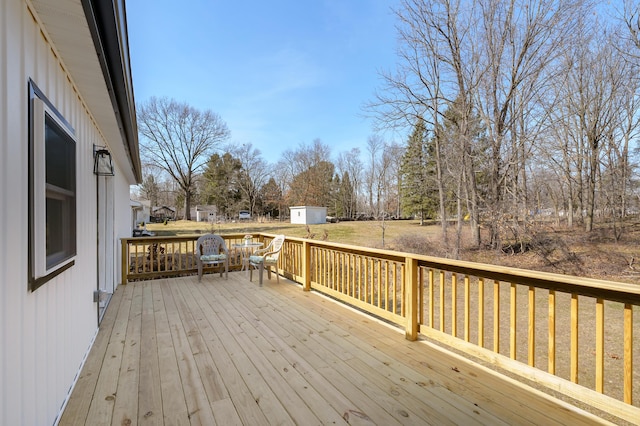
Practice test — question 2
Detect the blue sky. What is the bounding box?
[126,0,399,164]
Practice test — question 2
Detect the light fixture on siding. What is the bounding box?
[93,145,114,176]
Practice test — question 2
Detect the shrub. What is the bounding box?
[394,233,433,255]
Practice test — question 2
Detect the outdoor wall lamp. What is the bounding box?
[93,145,114,176]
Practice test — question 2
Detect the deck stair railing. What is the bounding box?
[121,233,640,423]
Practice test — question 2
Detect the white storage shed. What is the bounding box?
[289,206,328,225]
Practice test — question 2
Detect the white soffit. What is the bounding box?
[30,0,136,184]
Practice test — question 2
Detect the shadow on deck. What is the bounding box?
[59,272,611,425]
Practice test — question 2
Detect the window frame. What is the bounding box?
[28,81,77,291]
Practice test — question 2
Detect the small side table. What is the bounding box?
[232,242,263,272]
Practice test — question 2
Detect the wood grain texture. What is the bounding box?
[60,273,614,426]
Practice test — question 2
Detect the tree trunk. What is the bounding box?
[454,169,463,259]
[434,131,448,245]
[585,143,598,232]
[184,190,192,221]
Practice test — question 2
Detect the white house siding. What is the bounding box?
[0,1,133,425]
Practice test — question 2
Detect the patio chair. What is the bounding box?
[249,235,285,286]
[195,234,228,281]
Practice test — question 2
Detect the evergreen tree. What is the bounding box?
[201,153,242,217]
[261,177,283,219]
[400,117,438,224]
[139,174,160,207]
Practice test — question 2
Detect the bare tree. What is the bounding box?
[336,148,364,218]
[229,143,271,217]
[385,142,405,219]
[137,97,230,220]
[370,0,483,247]
[282,139,335,207]
[623,0,640,54]
[365,135,385,217]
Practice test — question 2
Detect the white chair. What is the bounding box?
[195,234,228,281]
[249,235,285,286]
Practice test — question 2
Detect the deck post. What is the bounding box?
[405,256,419,341]
[302,240,311,292]
[121,238,128,285]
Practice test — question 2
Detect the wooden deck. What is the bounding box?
[59,272,612,425]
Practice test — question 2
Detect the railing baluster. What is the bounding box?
[528,286,535,367]
[369,258,374,304]
[333,250,338,290]
[494,280,500,353]
[393,261,398,315]
[341,252,346,294]
[322,249,331,288]
[385,261,390,311]
[478,277,484,347]
[334,251,339,291]
[361,255,366,301]
[549,290,556,375]
[440,271,446,332]
[596,298,605,393]
[452,274,458,338]
[133,242,138,273]
[377,259,382,308]
[121,239,128,284]
[624,303,633,404]
[510,283,517,360]
[330,249,334,290]
[464,275,470,342]
[571,293,579,383]
[320,249,325,287]
[400,263,406,317]
[418,266,423,324]
[429,269,435,328]
[353,254,357,299]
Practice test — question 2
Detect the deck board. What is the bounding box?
[152,282,189,425]
[59,273,612,426]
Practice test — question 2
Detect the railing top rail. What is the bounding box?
[413,255,640,304]
[121,233,261,244]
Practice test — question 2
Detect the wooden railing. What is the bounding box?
[120,233,640,422]
[273,235,639,423]
[120,234,270,283]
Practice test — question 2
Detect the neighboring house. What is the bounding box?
[289,206,328,225]
[152,205,176,222]
[131,199,152,227]
[0,1,141,425]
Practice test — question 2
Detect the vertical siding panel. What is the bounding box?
[20,5,36,425]
[1,1,8,423]
[3,0,135,422]
[2,1,123,424]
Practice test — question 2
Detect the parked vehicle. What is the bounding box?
[239,210,251,220]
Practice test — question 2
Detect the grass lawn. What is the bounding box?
[145,218,640,284]
[145,219,441,249]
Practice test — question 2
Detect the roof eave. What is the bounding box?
[81,0,142,184]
